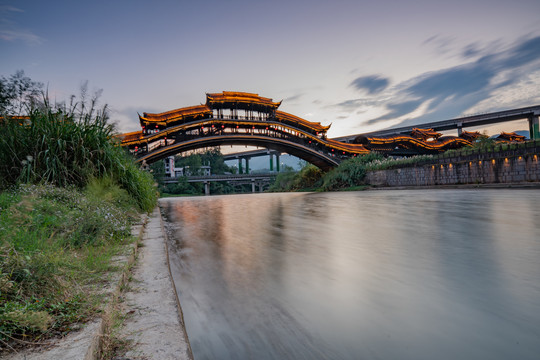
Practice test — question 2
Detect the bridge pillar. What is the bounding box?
[529,115,539,140]
[238,159,243,174]
[270,155,273,172]
[204,181,210,196]
[457,122,463,136]
[245,157,250,174]
[276,154,280,172]
[251,179,256,193]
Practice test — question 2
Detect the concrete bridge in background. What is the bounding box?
[336,105,540,142]
[162,173,277,195]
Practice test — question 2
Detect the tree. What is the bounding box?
[0,70,43,115]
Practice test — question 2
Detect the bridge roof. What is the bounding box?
[116,130,144,145]
[275,111,331,133]
[324,138,369,154]
[139,105,212,126]
[206,91,281,110]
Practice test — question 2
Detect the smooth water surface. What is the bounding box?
[161,189,540,360]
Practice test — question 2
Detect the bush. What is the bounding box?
[320,153,384,191]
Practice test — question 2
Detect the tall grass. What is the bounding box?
[0,97,156,211]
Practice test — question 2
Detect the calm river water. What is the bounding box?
[160,189,540,360]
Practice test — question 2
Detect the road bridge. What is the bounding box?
[336,105,540,142]
[162,173,277,195]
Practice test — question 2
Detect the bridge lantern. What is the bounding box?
[155,125,158,129]
[222,125,225,128]
[212,124,214,128]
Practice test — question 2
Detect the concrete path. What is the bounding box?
[117,207,192,360]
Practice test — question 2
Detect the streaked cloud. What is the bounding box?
[342,35,540,128]
[0,5,42,44]
[350,75,389,94]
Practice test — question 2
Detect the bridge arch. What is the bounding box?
[119,91,369,170]
[136,134,340,170]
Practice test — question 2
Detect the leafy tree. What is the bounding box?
[0,70,43,115]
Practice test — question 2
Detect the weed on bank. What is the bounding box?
[0,184,138,349]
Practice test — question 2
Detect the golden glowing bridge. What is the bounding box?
[117,92,538,170]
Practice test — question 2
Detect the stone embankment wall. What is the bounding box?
[366,141,540,187]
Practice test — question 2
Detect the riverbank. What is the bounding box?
[2,205,192,359]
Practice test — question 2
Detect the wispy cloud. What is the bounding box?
[340,35,540,128]
[284,93,303,102]
[0,5,43,45]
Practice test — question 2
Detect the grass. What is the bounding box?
[0,184,138,349]
[0,98,157,212]
[0,94,157,350]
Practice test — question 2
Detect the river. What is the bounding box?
[160,189,540,360]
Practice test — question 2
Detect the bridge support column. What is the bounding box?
[276,154,280,172]
[238,159,243,174]
[457,122,463,136]
[270,155,273,172]
[251,179,255,193]
[245,157,250,174]
[204,181,210,196]
[529,115,539,140]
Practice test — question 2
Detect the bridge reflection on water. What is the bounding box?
[161,190,540,360]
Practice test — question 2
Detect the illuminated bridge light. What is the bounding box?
[505,158,509,163]
[479,160,482,165]
[492,159,495,164]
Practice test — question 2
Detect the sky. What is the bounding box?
[2,0,540,139]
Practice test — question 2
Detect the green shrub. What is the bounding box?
[320,153,384,191]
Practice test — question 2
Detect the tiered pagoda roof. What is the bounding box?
[410,128,442,140]
[139,105,212,127]
[459,130,484,142]
[497,131,526,142]
[206,91,281,110]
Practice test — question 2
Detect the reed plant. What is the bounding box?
[0,96,156,211]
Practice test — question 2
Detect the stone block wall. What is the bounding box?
[365,142,540,187]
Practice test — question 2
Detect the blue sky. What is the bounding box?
[2,0,540,137]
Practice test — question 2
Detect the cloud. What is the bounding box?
[284,93,303,102]
[0,5,42,45]
[365,100,423,125]
[350,75,389,94]
[358,35,540,127]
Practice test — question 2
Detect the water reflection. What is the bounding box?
[161,190,540,360]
